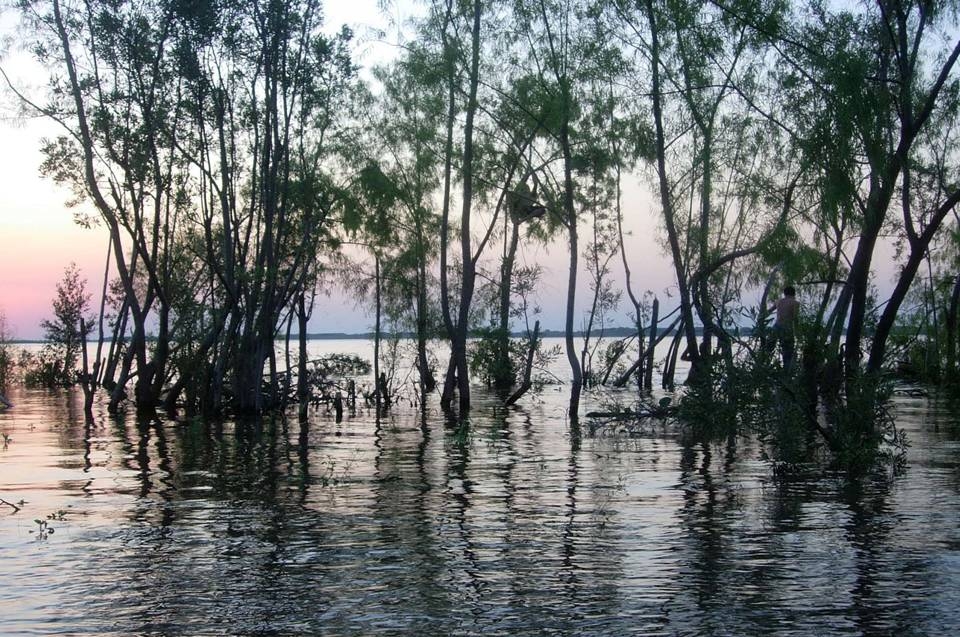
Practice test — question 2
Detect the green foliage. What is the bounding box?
[468,326,523,390]
[674,336,907,472]
[310,353,371,378]
[827,374,908,471]
[35,264,94,387]
[10,0,960,424]
[0,310,13,390]
[677,351,781,443]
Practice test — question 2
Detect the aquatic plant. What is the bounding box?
[30,516,58,540]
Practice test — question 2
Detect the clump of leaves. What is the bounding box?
[311,353,371,378]
[469,326,522,390]
[827,375,909,471]
[31,518,54,540]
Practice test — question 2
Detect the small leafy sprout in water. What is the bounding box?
[30,518,55,539]
[1,432,10,448]
[317,453,358,487]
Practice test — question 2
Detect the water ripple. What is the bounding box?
[0,385,958,635]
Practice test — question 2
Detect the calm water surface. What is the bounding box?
[1,340,959,636]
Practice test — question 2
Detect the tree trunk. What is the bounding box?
[101,296,129,390]
[374,255,382,414]
[108,336,135,414]
[505,320,540,407]
[447,0,482,415]
[416,233,435,394]
[284,306,294,402]
[558,81,583,427]
[843,220,884,380]
[438,1,459,412]
[93,237,111,391]
[645,298,659,390]
[297,293,309,419]
[496,221,521,390]
[868,191,960,373]
[645,0,700,379]
[946,272,960,380]
[80,318,93,417]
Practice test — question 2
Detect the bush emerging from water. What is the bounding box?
[676,345,907,472]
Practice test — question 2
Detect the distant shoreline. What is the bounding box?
[7,325,764,344]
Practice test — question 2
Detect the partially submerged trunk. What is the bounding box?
[442,0,482,415]
[80,318,93,417]
[495,221,521,390]
[416,230,435,395]
[505,320,540,407]
[644,298,659,390]
[558,79,583,426]
[297,293,310,420]
[437,1,460,413]
[645,0,701,384]
[946,273,960,380]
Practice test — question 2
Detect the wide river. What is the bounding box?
[1,338,958,635]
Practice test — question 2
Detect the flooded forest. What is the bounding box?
[1,0,960,634]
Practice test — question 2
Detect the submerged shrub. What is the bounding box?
[674,342,906,472]
[826,374,908,470]
[469,326,522,390]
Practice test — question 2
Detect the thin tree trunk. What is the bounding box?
[285,307,294,402]
[109,330,136,413]
[505,320,540,407]
[645,297,659,390]
[374,254,382,415]
[645,0,700,377]
[558,83,583,426]
[496,221,521,390]
[101,297,129,390]
[945,272,960,380]
[438,0,458,412]
[93,237,112,392]
[297,293,309,420]
[662,319,685,391]
[416,235,435,394]
[452,0,483,415]
[80,318,93,417]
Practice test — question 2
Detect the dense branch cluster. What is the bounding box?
[3,0,959,437]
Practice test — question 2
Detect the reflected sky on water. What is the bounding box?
[1,342,959,635]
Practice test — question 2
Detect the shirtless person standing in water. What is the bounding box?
[771,286,800,371]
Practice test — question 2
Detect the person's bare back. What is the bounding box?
[775,294,799,330]
[769,285,800,370]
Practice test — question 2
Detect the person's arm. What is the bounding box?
[768,298,780,319]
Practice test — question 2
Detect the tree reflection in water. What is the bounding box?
[0,386,958,635]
